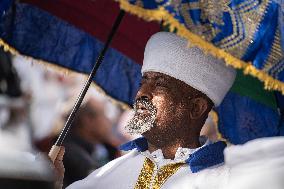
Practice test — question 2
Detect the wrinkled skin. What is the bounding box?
[136,71,212,159]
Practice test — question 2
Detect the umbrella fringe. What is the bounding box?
[117,0,284,95]
[0,38,131,110]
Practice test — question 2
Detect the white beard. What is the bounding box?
[125,99,157,135]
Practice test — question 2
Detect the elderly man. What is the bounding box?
[62,32,236,189]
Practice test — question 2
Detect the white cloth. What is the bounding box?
[142,32,236,106]
[224,137,284,189]
[0,143,53,181]
[140,141,208,168]
[67,149,229,189]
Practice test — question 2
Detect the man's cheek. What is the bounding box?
[153,94,173,109]
[152,96,164,107]
[155,107,171,125]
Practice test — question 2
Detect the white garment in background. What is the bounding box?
[224,137,284,189]
[12,56,63,140]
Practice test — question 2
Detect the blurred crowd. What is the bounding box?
[0,48,143,188]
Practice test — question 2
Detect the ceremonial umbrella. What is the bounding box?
[0,0,161,160]
[0,0,283,160]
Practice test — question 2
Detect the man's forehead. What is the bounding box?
[142,71,173,81]
[142,71,202,95]
[142,71,190,87]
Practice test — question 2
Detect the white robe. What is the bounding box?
[225,137,284,189]
[66,149,229,189]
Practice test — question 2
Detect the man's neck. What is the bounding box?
[147,138,201,159]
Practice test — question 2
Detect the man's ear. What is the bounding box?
[189,97,209,120]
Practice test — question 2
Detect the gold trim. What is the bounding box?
[134,158,183,189]
[116,0,284,95]
[134,158,155,189]
[152,162,183,189]
[265,29,284,76]
[0,39,131,110]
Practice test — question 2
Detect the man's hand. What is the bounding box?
[51,146,65,189]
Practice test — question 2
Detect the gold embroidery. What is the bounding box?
[264,29,283,76]
[199,0,230,25]
[186,2,200,10]
[134,158,183,189]
[182,0,231,26]
[152,163,183,189]
[220,0,270,58]
[180,3,217,41]
[179,0,271,60]
[134,158,155,189]
[117,0,284,94]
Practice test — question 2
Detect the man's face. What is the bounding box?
[126,71,197,145]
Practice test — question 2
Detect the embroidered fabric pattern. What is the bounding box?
[134,158,183,189]
[117,0,284,94]
[134,158,155,189]
[152,162,183,189]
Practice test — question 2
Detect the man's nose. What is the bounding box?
[136,83,153,101]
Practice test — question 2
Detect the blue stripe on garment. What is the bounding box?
[119,137,226,173]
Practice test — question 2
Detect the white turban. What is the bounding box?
[142,32,236,106]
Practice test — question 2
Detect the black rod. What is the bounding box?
[55,10,125,146]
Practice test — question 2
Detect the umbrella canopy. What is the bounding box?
[0,0,160,106]
[0,0,283,144]
[21,0,160,64]
[117,0,284,93]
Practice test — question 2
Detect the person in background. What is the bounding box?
[62,97,120,187]
[0,48,33,151]
[0,48,58,189]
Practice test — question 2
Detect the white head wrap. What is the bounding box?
[142,32,236,106]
